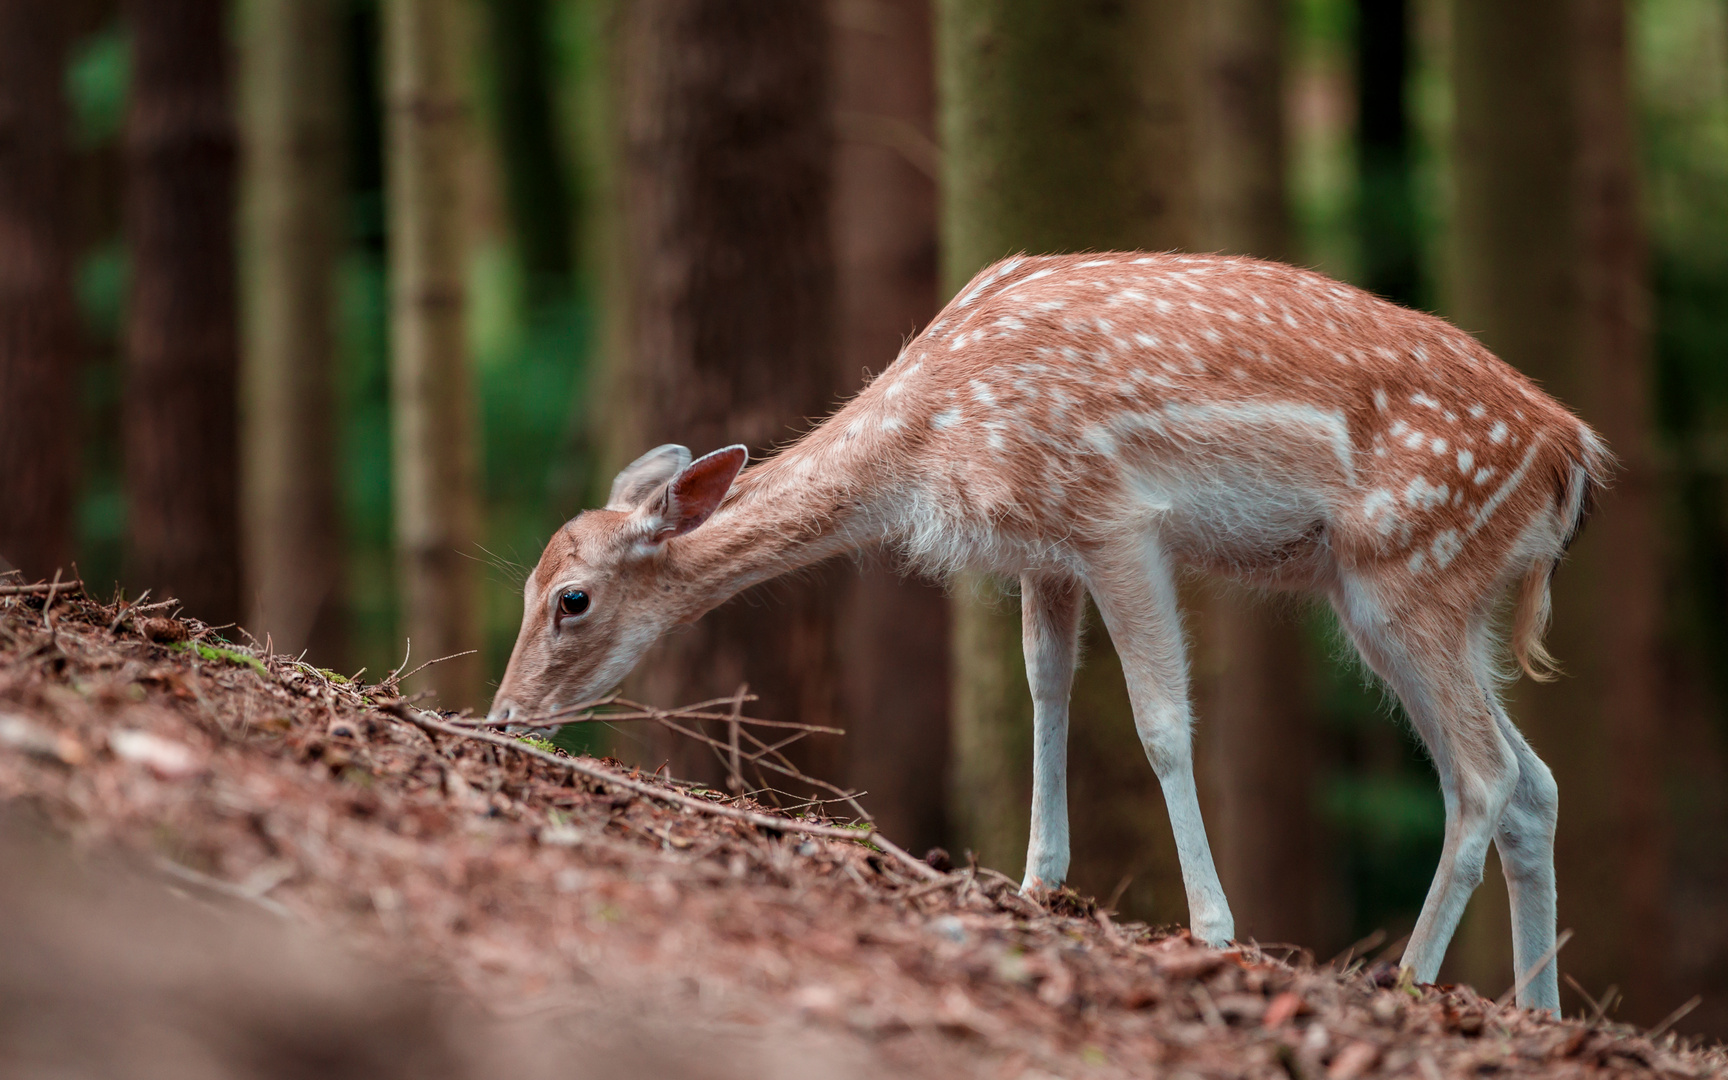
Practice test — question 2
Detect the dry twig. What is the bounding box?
[456,691,865,821]
[400,709,941,882]
[1647,995,1702,1040]
[726,683,745,794]
[0,579,84,598]
[396,648,479,685]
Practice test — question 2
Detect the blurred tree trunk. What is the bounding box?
[1191,0,1327,951]
[482,0,576,304]
[123,0,243,626]
[938,0,1196,920]
[239,0,345,663]
[1573,0,1666,1018]
[384,0,482,708]
[1449,0,1665,1017]
[0,2,80,582]
[1354,0,1420,306]
[610,1,841,785]
[830,0,949,854]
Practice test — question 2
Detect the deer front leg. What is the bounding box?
[1020,571,1084,894]
[1086,537,1234,946]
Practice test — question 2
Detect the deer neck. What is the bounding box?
[661,440,869,623]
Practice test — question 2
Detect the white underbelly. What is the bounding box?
[1123,461,1338,575]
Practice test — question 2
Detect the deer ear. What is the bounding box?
[606,444,692,510]
[629,445,748,546]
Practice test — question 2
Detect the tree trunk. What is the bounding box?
[383,0,483,709]
[1196,0,1292,262]
[1573,0,1665,1018]
[1187,0,1327,952]
[610,1,840,785]
[830,0,949,854]
[0,2,80,582]
[239,0,345,664]
[1448,0,1665,1017]
[124,0,243,626]
[937,0,1196,920]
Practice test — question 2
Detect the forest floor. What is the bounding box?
[0,584,1722,1080]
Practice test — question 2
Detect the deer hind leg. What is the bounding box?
[1488,699,1561,1013]
[1087,536,1234,946]
[1333,586,1519,985]
[1020,571,1084,893]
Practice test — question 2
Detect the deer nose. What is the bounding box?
[488,698,520,726]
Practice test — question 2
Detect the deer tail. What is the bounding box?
[1513,426,1612,681]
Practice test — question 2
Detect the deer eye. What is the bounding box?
[557,589,590,619]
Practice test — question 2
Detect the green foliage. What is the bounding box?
[67,15,130,596]
[335,249,399,679]
[1639,0,1728,729]
[169,641,270,678]
[1289,0,1358,281]
[75,241,128,340]
[513,733,560,754]
[73,247,127,601]
[66,23,128,148]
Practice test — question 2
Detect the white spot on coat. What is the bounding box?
[1431,530,1462,567]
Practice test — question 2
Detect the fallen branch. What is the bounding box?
[902,870,968,903]
[157,858,295,921]
[472,693,843,735]
[0,579,83,598]
[400,709,941,882]
[456,690,864,821]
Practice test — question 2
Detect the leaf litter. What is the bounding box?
[0,586,1721,1079]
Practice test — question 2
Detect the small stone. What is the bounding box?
[108,729,200,778]
[1264,990,1305,1029]
[0,713,84,766]
[928,914,968,945]
[137,617,188,643]
[791,984,842,1019]
[1370,992,1403,1025]
[1327,1040,1380,1080]
[538,824,583,847]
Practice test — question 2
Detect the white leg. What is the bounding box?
[1087,537,1234,946]
[1020,572,1083,892]
[1492,709,1561,1013]
[1333,588,1519,984]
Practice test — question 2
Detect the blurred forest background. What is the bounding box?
[2,0,1727,1036]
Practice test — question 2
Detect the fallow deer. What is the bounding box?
[491,252,1608,1012]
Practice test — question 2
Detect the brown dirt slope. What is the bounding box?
[0,583,1720,1079]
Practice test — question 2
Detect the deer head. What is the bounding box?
[487,443,748,724]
